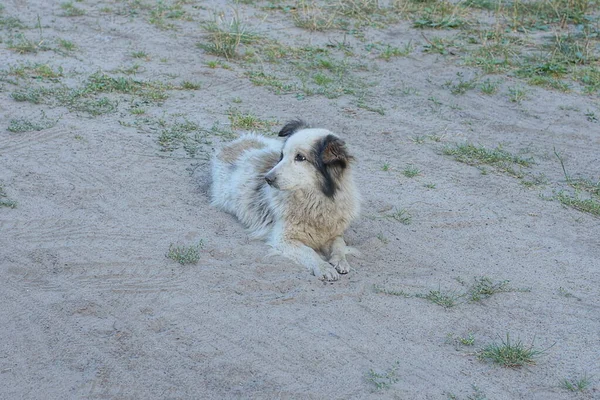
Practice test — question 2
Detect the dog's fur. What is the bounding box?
[211,120,360,281]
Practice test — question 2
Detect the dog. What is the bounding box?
[211,119,360,281]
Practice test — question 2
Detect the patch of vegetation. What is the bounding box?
[446,384,487,400]
[480,78,499,94]
[402,164,420,178]
[447,332,476,347]
[555,191,600,217]
[7,33,50,54]
[57,38,76,51]
[373,284,411,297]
[228,108,277,132]
[413,2,470,29]
[416,289,462,308]
[387,208,412,225]
[366,361,400,391]
[148,0,189,30]
[443,143,533,177]
[478,334,548,368]
[157,118,211,157]
[293,0,339,31]
[60,2,85,17]
[7,112,58,132]
[444,72,478,94]
[0,184,17,208]
[166,241,204,265]
[561,374,591,392]
[199,13,260,59]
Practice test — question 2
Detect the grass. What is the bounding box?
[157,118,210,157]
[443,143,533,177]
[561,375,591,392]
[180,80,201,90]
[57,38,76,51]
[7,112,58,132]
[60,2,85,17]
[416,289,462,308]
[388,208,412,225]
[555,191,600,217]
[366,361,400,391]
[478,334,547,368]
[166,241,204,265]
[468,277,512,302]
[373,284,411,297]
[402,164,420,178]
[228,108,276,132]
[9,71,172,117]
[0,184,17,208]
[480,78,500,95]
[199,13,260,59]
[444,73,478,95]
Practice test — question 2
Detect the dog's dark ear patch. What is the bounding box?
[313,134,353,198]
[278,119,309,137]
[321,135,350,167]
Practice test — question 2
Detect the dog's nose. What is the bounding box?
[265,175,274,186]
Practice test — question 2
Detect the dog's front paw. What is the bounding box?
[331,258,351,274]
[313,263,340,281]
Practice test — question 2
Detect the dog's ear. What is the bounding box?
[278,119,309,137]
[321,135,351,167]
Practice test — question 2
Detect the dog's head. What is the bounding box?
[264,120,353,198]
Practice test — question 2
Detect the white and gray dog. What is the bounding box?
[211,120,360,281]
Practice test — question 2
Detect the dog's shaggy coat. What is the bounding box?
[211,120,360,281]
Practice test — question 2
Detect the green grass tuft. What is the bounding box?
[166,241,204,265]
[478,334,547,368]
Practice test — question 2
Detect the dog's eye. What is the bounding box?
[295,154,306,162]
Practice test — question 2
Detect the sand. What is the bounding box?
[1,1,599,399]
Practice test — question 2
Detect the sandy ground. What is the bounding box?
[1,1,599,399]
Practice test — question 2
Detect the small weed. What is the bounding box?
[378,43,412,60]
[561,374,591,392]
[374,284,411,297]
[7,111,58,132]
[366,361,400,391]
[447,384,487,400]
[443,143,533,177]
[166,241,204,265]
[132,50,149,59]
[403,164,420,178]
[444,72,477,95]
[381,163,390,171]
[293,0,338,31]
[60,2,85,17]
[468,277,510,302]
[180,81,201,90]
[158,119,210,156]
[57,38,76,51]
[149,1,188,30]
[7,33,50,54]
[199,13,259,59]
[446,332,476,346]
[508,85,527,103]
[228,108,276,132]
[424,182,436,189]
[478,334,547,368]
[388,208,412,225]
[416,289,462,308]
[0,184,17,208]
[413,2,468,29]
[480,78,499,95]
[555,191,600,217]
[411,135,426,144]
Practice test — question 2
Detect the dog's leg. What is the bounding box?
[271,239,340,281]
[328,236,352,274]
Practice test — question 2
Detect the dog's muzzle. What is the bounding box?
[265,173,277,187]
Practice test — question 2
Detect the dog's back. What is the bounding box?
[211,134,280,238]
